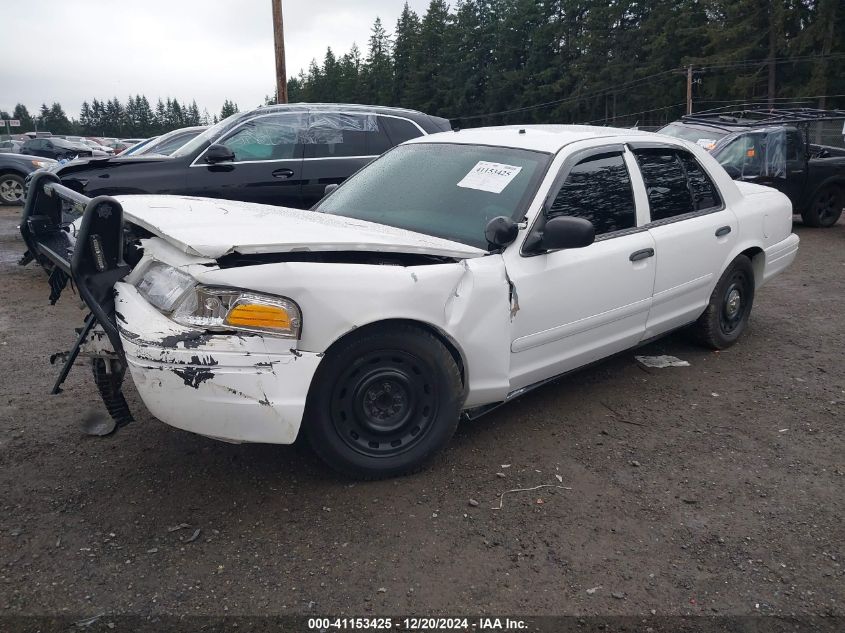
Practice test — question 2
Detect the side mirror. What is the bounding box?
[533,216,595,251]
[204,143,235,164]
[484,216,519,248]
[722,165,741,180]
[323,183,339,198]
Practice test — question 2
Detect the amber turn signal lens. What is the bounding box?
[225,304,292,330]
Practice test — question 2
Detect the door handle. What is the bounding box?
[272,168,295,179]
[629,248,654,262]
[715,225,732,237]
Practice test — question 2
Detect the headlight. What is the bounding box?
[135,262,195,311]
[135,263,302,338]
[30,160,52,169]
[172,286,302,338]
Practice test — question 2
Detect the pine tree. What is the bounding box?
[393,3,421,107]
[154,99,167,134]
[362,17,393,104]
[406,1,450,114]
[220,100,239,119]
[12,103,34,131]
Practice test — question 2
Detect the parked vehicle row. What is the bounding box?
[0,133,165,157]
[21,122,799,478]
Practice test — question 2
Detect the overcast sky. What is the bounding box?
[2,0,432,118]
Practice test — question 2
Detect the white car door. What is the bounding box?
[628,143,738,337]
[505,145,656,392]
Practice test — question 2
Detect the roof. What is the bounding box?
[681,107,845,129]
[408,124,657,153]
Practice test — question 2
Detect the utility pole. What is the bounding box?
[272,0,288,104]
[686,65,693,115]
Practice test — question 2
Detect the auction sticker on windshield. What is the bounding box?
[457,161,523,194]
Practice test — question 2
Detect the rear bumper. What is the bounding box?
[116,282,322,444]
[762,233,800,286]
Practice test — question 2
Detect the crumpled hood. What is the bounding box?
[116,195,487,259]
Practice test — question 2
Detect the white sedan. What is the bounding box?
[27,125,799,478]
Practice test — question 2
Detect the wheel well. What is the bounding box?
[0,169,26,178]
[740,247,764,288]
[321,319,467,388]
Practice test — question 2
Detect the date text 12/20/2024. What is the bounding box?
[307,617,528,630]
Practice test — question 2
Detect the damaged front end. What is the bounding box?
[20,171,137,432]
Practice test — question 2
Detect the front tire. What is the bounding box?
[692,255,755,350]
[304,324,465,479]
[801,185,843,228]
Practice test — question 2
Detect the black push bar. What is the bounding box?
[20,171,134,429]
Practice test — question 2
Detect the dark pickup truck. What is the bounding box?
[661,113,845,227]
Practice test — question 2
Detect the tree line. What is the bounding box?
[282,0,844,128]
[4,0,843,137]
[1,98,240,138]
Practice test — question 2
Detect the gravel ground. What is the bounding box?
[0,204,842,624]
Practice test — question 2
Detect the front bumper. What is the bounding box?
[116,282,322,444]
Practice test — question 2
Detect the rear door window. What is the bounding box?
[634,147,722,221]
[304,112,380,159]
[633,148,693,221]
[678,152,721,211]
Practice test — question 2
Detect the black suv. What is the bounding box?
[20,137,94,161]
[54,104,452,209]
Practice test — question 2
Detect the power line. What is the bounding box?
[694,52,845,71]
[582,102,686,125]
[694,94,845,106]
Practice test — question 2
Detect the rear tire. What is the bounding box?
[801,185,843,228]
[304,323,464,479]
[0,173,24,206]
[692,255,755,350]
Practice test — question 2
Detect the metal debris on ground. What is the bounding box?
[74,614,105,628]
[167,523,191,533]
[491,484,572,510]
[183,528,201,543]
[634,355,690,368]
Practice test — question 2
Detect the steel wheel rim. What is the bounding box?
[0,178,23,203]
[720,272,749,335]
[330,349,438,458]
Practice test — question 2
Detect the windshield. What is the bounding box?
[123,138,156,156]
[171,113,241,158]
[659,123,728,150]
[314,143,551,249]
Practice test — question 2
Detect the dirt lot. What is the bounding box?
[0,204,842,623]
